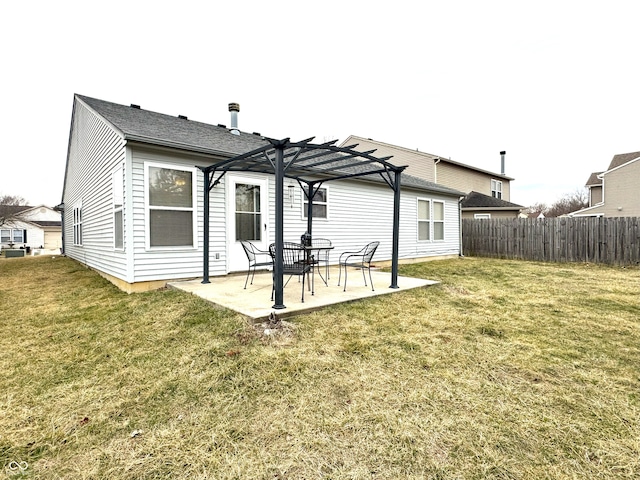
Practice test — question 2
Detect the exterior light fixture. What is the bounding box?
[288,184,295,207]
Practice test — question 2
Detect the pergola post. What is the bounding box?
[272,141,286,309]
[390,169,401,289]
[201,167,211,284]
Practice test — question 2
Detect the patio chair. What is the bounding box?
[310,237,332,285]
[337,241,380,292]
[269,242,314,302]
[240,240,273,289]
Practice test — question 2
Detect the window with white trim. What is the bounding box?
[113,167,124,249]
[146,163,196,248]
[474,213,491,219]
[433,201,445,241]
[491,179,503,199]
[73,204,83,246]
[1,229,26,244]
[302,186,328,219]
[417,199,431,241]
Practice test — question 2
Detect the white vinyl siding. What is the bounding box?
[281,179,460,264]
[62,99,128,279]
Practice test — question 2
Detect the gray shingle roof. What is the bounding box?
[77,95,465,198]
[461,191,523,209]
[77,95,269,156]
[585,172,603,186]
[607,151,640,170]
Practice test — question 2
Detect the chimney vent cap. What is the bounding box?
[228,102,240,112]
[500,151,506,155]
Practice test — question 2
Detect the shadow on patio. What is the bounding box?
[168,267,438,321]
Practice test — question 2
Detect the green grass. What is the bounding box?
[1,255,639,479]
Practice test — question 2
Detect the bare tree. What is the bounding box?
[0,194,28,226]
[524,202,548,217]
[545,189,588,217]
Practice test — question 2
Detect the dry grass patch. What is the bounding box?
[1,255,639,478]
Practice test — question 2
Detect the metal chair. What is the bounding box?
[310,237,332,285]
[269,242,314,302]
[240,240,273,289]
[337,241,380,292]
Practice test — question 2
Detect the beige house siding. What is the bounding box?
[343,136,436,182]
[601,160,640,216]
[462,210,519,220]
[437,162,511,201]
[589,186,603,206]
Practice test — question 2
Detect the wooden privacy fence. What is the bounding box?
[462,217,640,265]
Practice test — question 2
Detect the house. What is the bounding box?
[340,136,523,219]
[0,205,62,253]
[61,95,465,293]
[570,151,640,217]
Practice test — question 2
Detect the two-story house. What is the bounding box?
[340,136,523,219]
[570,151,640,217]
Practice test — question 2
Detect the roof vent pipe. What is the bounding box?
[500,151,506,175]
[229,103,240,135]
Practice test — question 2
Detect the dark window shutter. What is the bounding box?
[24,230,27,242]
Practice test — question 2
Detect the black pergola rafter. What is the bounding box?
[198,136,406,309]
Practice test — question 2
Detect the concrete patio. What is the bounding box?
[168,267,438,321]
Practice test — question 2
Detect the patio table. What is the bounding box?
[304,244,334,286]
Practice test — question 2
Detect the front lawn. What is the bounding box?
[1,255,638,478]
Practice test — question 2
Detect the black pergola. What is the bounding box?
[198,137,406,309]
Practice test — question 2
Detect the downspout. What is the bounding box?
[54,203,64,255]
[458,196,464,257]
[201,167,212,283]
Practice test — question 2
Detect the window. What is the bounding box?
[12,230,24,243]
[491,179,503,199]
[474,213,491,219]
[235,183,262,241]
[433,201,445,241]
[418,199,445,241]
[113,168,124,249]
[417,199,431,241]
[147,164,195,248]
[73,204,83,246]
[302,186,327,219]
[1,229,10,243]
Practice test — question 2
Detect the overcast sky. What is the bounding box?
[2,1,638,208]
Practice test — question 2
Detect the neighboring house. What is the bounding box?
[340,136,523,218]
[0,205,62,252]
[461,191,524,219]
[570,151,640,217]
[61,95,465,292]
[518,210,545,219]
